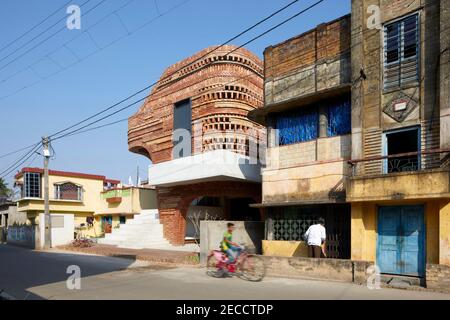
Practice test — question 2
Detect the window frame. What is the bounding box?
[382,12,420,90]
[54,182,83,201]
[172,98,192,159]
[23,172,41,198]
[382,125,421,174]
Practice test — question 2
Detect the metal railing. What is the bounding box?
[348,148,450,177]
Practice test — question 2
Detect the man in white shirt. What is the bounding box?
[304,218,326,258]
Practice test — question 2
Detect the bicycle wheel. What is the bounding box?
[238,255,265,282]
[206,253,226,278]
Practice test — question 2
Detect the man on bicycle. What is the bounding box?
[221,222,241,263]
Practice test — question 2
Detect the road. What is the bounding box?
[1,244,449,300]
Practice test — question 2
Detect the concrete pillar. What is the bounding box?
[426,200,440,264]
[439,201,450,265]
[319,105,328,138]
[267,116,277,148]
[351,202,377,262]
[351,203,365,261]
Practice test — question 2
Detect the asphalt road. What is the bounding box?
[1,244,450,300]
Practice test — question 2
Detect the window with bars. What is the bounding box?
[266,205,351,259]
[54,183,82,201]
[23,172,41,198]
[384,13,420,90]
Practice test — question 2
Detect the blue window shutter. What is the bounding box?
[276,108,318,146]
[327,98,351,137]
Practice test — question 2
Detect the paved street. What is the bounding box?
[1,244,450,300]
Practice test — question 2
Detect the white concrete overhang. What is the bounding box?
[148,150,262,187]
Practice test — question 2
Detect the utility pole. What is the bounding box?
[42,136,52,249]
[136,165,139,187]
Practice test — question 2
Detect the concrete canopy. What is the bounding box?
[147,150,261,187]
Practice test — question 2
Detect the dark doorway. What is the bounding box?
[228,198,261,221]
[385,127,420,173]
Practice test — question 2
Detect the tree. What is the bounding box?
[187,210,223,248]
[0,178,11,198]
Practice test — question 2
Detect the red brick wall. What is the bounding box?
[157,181,261,245]
[128,45,264,164]
[264,14,351,79]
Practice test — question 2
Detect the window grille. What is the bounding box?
[384,13,419,89]
[267,205,351,259]
[23,172,41,198]
[54,183,82,201]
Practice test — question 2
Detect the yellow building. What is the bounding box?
[348,0,450,281]
[14,167,156,248]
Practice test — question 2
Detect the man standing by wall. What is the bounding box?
[305,218,327,258]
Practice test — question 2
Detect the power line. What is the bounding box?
[0,0,73,54]
[64,117,129,137]
[0,0,137,86]
[0,0,191,101]
[51,1,449,148]
[48,0,306,140]
[0,0,105,73]
[0,0,92,66]
[0,143,41,178]
[2,0,445,182]
[1,0,326,177]
[0,142,41,160]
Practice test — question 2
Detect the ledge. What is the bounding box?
[347,169,450,202]
[17,197,83,203]
[248,84,351,125]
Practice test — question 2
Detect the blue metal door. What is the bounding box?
[377,206,425,277]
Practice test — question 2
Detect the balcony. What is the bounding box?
[101,189,132,204]
[347,149,450,202]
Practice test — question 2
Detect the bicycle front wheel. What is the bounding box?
[238,255,265,282]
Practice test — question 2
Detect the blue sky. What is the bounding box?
[0,0,350,185]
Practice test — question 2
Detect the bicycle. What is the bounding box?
[206,245,265,282]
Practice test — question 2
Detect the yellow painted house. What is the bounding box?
[14,167,157,247]
[347,0,450,281]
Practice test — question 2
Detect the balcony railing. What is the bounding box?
[348,148,450,177]
[101,188,131,204]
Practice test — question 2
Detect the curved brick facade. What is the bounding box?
[128,45,264,164]
[128,46,264,245]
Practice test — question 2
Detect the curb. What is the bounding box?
[55,247,201,267]
[0,290,16,301]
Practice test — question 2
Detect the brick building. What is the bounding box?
[128,45,265,245]
[347,0,450,282]
[249,15,353,259]
[251,0,450,287]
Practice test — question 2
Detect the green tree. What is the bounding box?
[0,178,11,198]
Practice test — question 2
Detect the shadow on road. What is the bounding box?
[0,244,141,300]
